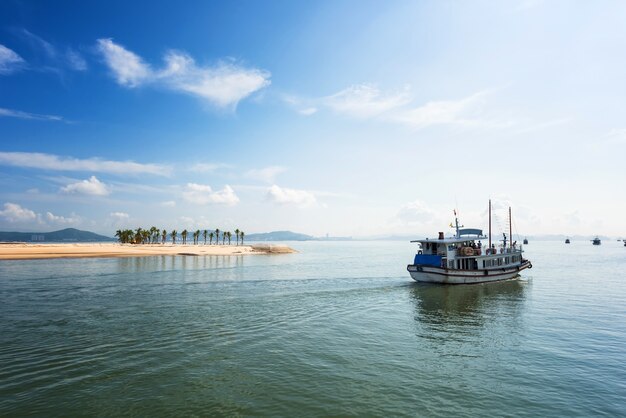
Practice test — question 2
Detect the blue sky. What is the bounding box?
[1,0,625,237]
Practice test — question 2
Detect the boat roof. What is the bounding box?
[410,237,486,244]
[411,229,487,244]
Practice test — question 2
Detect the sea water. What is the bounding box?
[1,241,625,416]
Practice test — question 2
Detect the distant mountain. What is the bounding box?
[245,231,315,241]
[0,228,115,243]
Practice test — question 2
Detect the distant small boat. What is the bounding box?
[523,238,528,245]
[591,237,601,245]
[565,238,570,244]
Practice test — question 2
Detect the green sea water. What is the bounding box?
[1,241,625,416]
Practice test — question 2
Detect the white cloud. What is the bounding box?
[46,211,81,225]
[96,39,270,108]
[96,38,151,87]
[182,183,239,205]
[66,48,87,71]
[14,29,86,73]
[390,91,499,129]
[325,84,412,118]
[299,107,318,116]
[108,212,130,228]
[0,44,25,74]
[160,200,176,207]
[0,152,170,176]
[110,212,129,220]
[396,200,437,225]
[19,29,56,58]
[0,107,64,121]
[0,202,37,222]
[282,94,318,115]
[266,184,317,207]
[61,176,110,196]
[189,162,231,173]
[161,51,271,108]
[246,166,286,183]
[317,84,506,130]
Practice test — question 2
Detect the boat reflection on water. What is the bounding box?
[409,278,528,329]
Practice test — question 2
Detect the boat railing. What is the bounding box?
[486,247,522,255]
[457,246,522,257]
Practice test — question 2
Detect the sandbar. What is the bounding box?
[0,243,296,260]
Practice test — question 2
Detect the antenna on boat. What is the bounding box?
[509,206,513,249]
[452,209,463,238]
[488,199,492,250]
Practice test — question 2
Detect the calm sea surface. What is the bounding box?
[1,241,625,416]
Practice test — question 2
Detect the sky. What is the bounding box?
[1,0,625,238]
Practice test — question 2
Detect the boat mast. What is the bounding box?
[509,206,512,249]
[488,200,492,250]
[454,209,460,238]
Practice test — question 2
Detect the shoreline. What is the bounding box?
[0,243,296,261]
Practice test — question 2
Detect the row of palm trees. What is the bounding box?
[115,227,245,246]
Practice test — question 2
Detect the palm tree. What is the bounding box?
[171,230,177,245]
[234,229,240,245]
[115,229,123,243]
[240,231,244,246]
[195,229,200,245]
[226,231,232,245]
[215,228,220,245]
[209,231,214,245]
[182,229,188,245]
[162,229,167,244]
[203,229,208,245]
[134,228,143,244]
[222,232,226,245]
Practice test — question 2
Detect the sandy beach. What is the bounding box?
[0,243,296,260]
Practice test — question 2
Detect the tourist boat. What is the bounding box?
[565,238,570,244]
[523,238,528,245]
[407,201,532,284]
[591,237,601,245]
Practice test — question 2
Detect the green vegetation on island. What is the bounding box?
[114,227,245,245]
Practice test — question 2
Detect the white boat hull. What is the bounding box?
[407,261,532,284]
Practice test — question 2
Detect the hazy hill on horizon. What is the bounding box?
[246,231,315,241]
[0,228,115,243]
[246,231,623,242]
